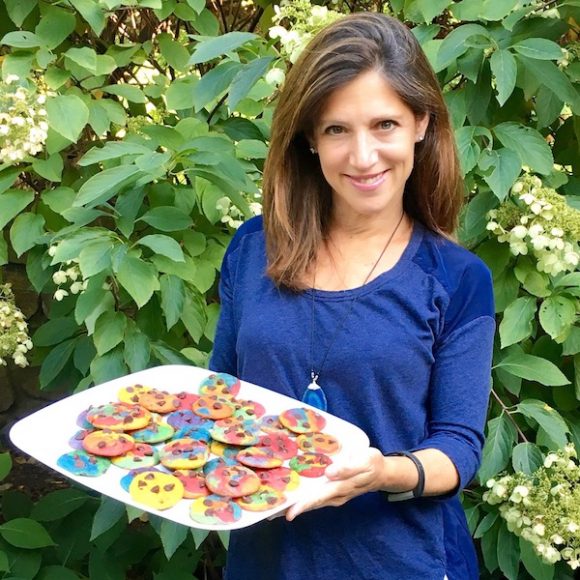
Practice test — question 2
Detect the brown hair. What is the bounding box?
[262,12,464,290]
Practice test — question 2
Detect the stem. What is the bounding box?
[491,388,529,443]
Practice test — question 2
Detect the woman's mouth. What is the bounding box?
[347,170,388,189]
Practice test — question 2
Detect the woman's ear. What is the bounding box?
[415,113,430,142]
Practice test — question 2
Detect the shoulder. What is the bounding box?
[413,225,495,332]
[223,216,264,262]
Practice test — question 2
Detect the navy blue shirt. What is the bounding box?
[210,216,495,580]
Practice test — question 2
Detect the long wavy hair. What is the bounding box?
[262,12,464,290]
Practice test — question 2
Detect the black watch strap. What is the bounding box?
[384,451,425,502]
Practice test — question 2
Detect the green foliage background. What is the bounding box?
[0,0,579,578]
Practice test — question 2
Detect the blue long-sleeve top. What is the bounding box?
[210,216,495,580]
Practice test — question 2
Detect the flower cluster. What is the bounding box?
[484,444,580,570]
[48,247,87,301]
[487,175,580,276]
[0,75,50,165]
[216,195,262,229]
[0,284,32,368]
[269,0,343,63]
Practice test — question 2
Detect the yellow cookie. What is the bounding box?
[129,471,184,510]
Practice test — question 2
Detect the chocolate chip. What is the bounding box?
[151,486,160,493]
[164,484,175,491]
[97,441,106,448]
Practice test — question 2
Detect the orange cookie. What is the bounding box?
[205,464,261,497]
[256,466,300,492]
[258,433,298,460]
[297,432,341,454]
[86,403,151,431]
[82,429,135,457]
[139,389,181,414]
[235,488,286,512]
[210,420,260,446]
[192,395,235,419]
[232,399,266,421]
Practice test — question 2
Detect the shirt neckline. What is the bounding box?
[306,220,425,301]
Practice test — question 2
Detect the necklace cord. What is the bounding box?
[309,211,406,382]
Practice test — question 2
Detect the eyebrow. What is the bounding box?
[318,114,406,127]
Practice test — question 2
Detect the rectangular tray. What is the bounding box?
[9,364,370,530]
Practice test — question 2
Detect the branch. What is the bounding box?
[490,388,529,443]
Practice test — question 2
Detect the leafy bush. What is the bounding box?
[0,0,579,578]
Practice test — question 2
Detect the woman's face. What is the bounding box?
[312,69,428,223]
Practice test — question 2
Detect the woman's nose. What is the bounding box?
[349,132,379,168]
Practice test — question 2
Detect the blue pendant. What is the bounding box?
[301,379,328,412]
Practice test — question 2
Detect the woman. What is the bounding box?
[210,12,495,580]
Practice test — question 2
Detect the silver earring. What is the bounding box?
[310,147,317,154]
[418,136,424,142]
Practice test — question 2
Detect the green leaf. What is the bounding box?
[193,61,242,112]
[166,77,197,110]
[64,47,98,74]
[0,452,12,481]
[497,522,520,580]
[74,165,142,207]
[123,324,150,372]
[90,497,126,541]
[78,238,115,278]
[188,32,257,65]
[512,442,544,475]
[562,326,580,356]
[493,122,554,175]
[479,414,517,482]
[480,0,519,20]
[522,271,550,298]
[160,274,185,330]
[5,0,38,26]
[10,213,45,257]
[479,148,521,201]
[499,296,536,347]
[519,537,554,580]
[481,520,499,573]
[539,296,576,340]
[0,167,21,195]
[125,505,144,523]
[139,206,193,232]
[416,0,451,22]
[436,24,490,71]
[454,125,482,175]
[158,33,190,72]
[0,189,35,230]
[228,57,274,111]
[490,49,517,106]
[512,39,564,61]
[79,141,152,166]
[0,518,54,549]
[554,272,580,288]
[37,565,82,580]
[32,154,64,182]
[495,353,570,386]
[35,4,76,49]
[137,234,185,262]
[115,254,159,308]
[474,512,498,539]
[0,238,6,267]
[181,292,206,342]
[90,346,128,384]
[159,520,189,560]
[517,399,570,447]
[191,528,209,549]
[33,318,79,347]
[102,84,148,103]
[39,339,76,387]
[69,0,107,35]
[93,311,127,355]
[46,95,90,142]
[0,31,43,48]
[31,489,88,522]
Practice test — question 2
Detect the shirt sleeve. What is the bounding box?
[413,259,496,490]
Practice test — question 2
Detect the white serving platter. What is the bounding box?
[9,364,370,531]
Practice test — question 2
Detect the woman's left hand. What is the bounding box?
[285,447,387,521]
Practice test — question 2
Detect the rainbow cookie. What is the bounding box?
[86,403,151,431]
[255,466,300,492]
[159,438,209,470]
[232,399,266,421]
[198,372,241,398]
[166,409,211,430]
[297,432,341,455]
[131,417,175,444]
[279,408,326,434]
[76,408,93,429]
[192,395,235,420]
[173,469,210,499]
[112,443,159,469]
[205,464,261,497]
[120,467,164,492]
[117,384,150,405]
[259,414,289,434]
[258,433,298,461]
[189,494,242,526]
[57,450,110,477]
[210,420,260,446]
[210,440,244,460]
[289,452,332,477]
[173,424,212,443]
[203,456,239,476]
[139,389,181,414]
[69,428,95,450]
[82,429,135,457]
[235,488,286,512]
[129,471,184,510]
[174,391,200,410]
[236,446,283,469]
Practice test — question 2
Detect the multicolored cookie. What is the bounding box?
[86,403,151,431]
[192,395,235,420]
[117,384,150,405]
[258,433,298,461]
[82,429,135,457]
[173,469,210,499]
[139,389,181,414]
[210,420,260,446]
[189,494,242,526]
[279,408,326,434]
[159,438,209,470]
[131,417,175,444]
[232,399,266,421]
[69,428,95,450]
[172,425,212,443]
[235,488,286,512]
[210,440,244,460]
[57,450,110,477]
[236,447,283,469]
[174,391,200,410]
[203,456,239,476]
[255,466,300,492]
[129,471,184,510]
[297,432,341,455]
[76,408,93,429]
[120,467,164,492]
[111,443,159,469]
[259,414,289,434]
[166,409,211,430]
[205,464,261,497]
[289,452,332,477]
[198,373,241,398]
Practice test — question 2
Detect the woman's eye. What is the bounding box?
[379,120,395,130]
[325,125,344,135]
